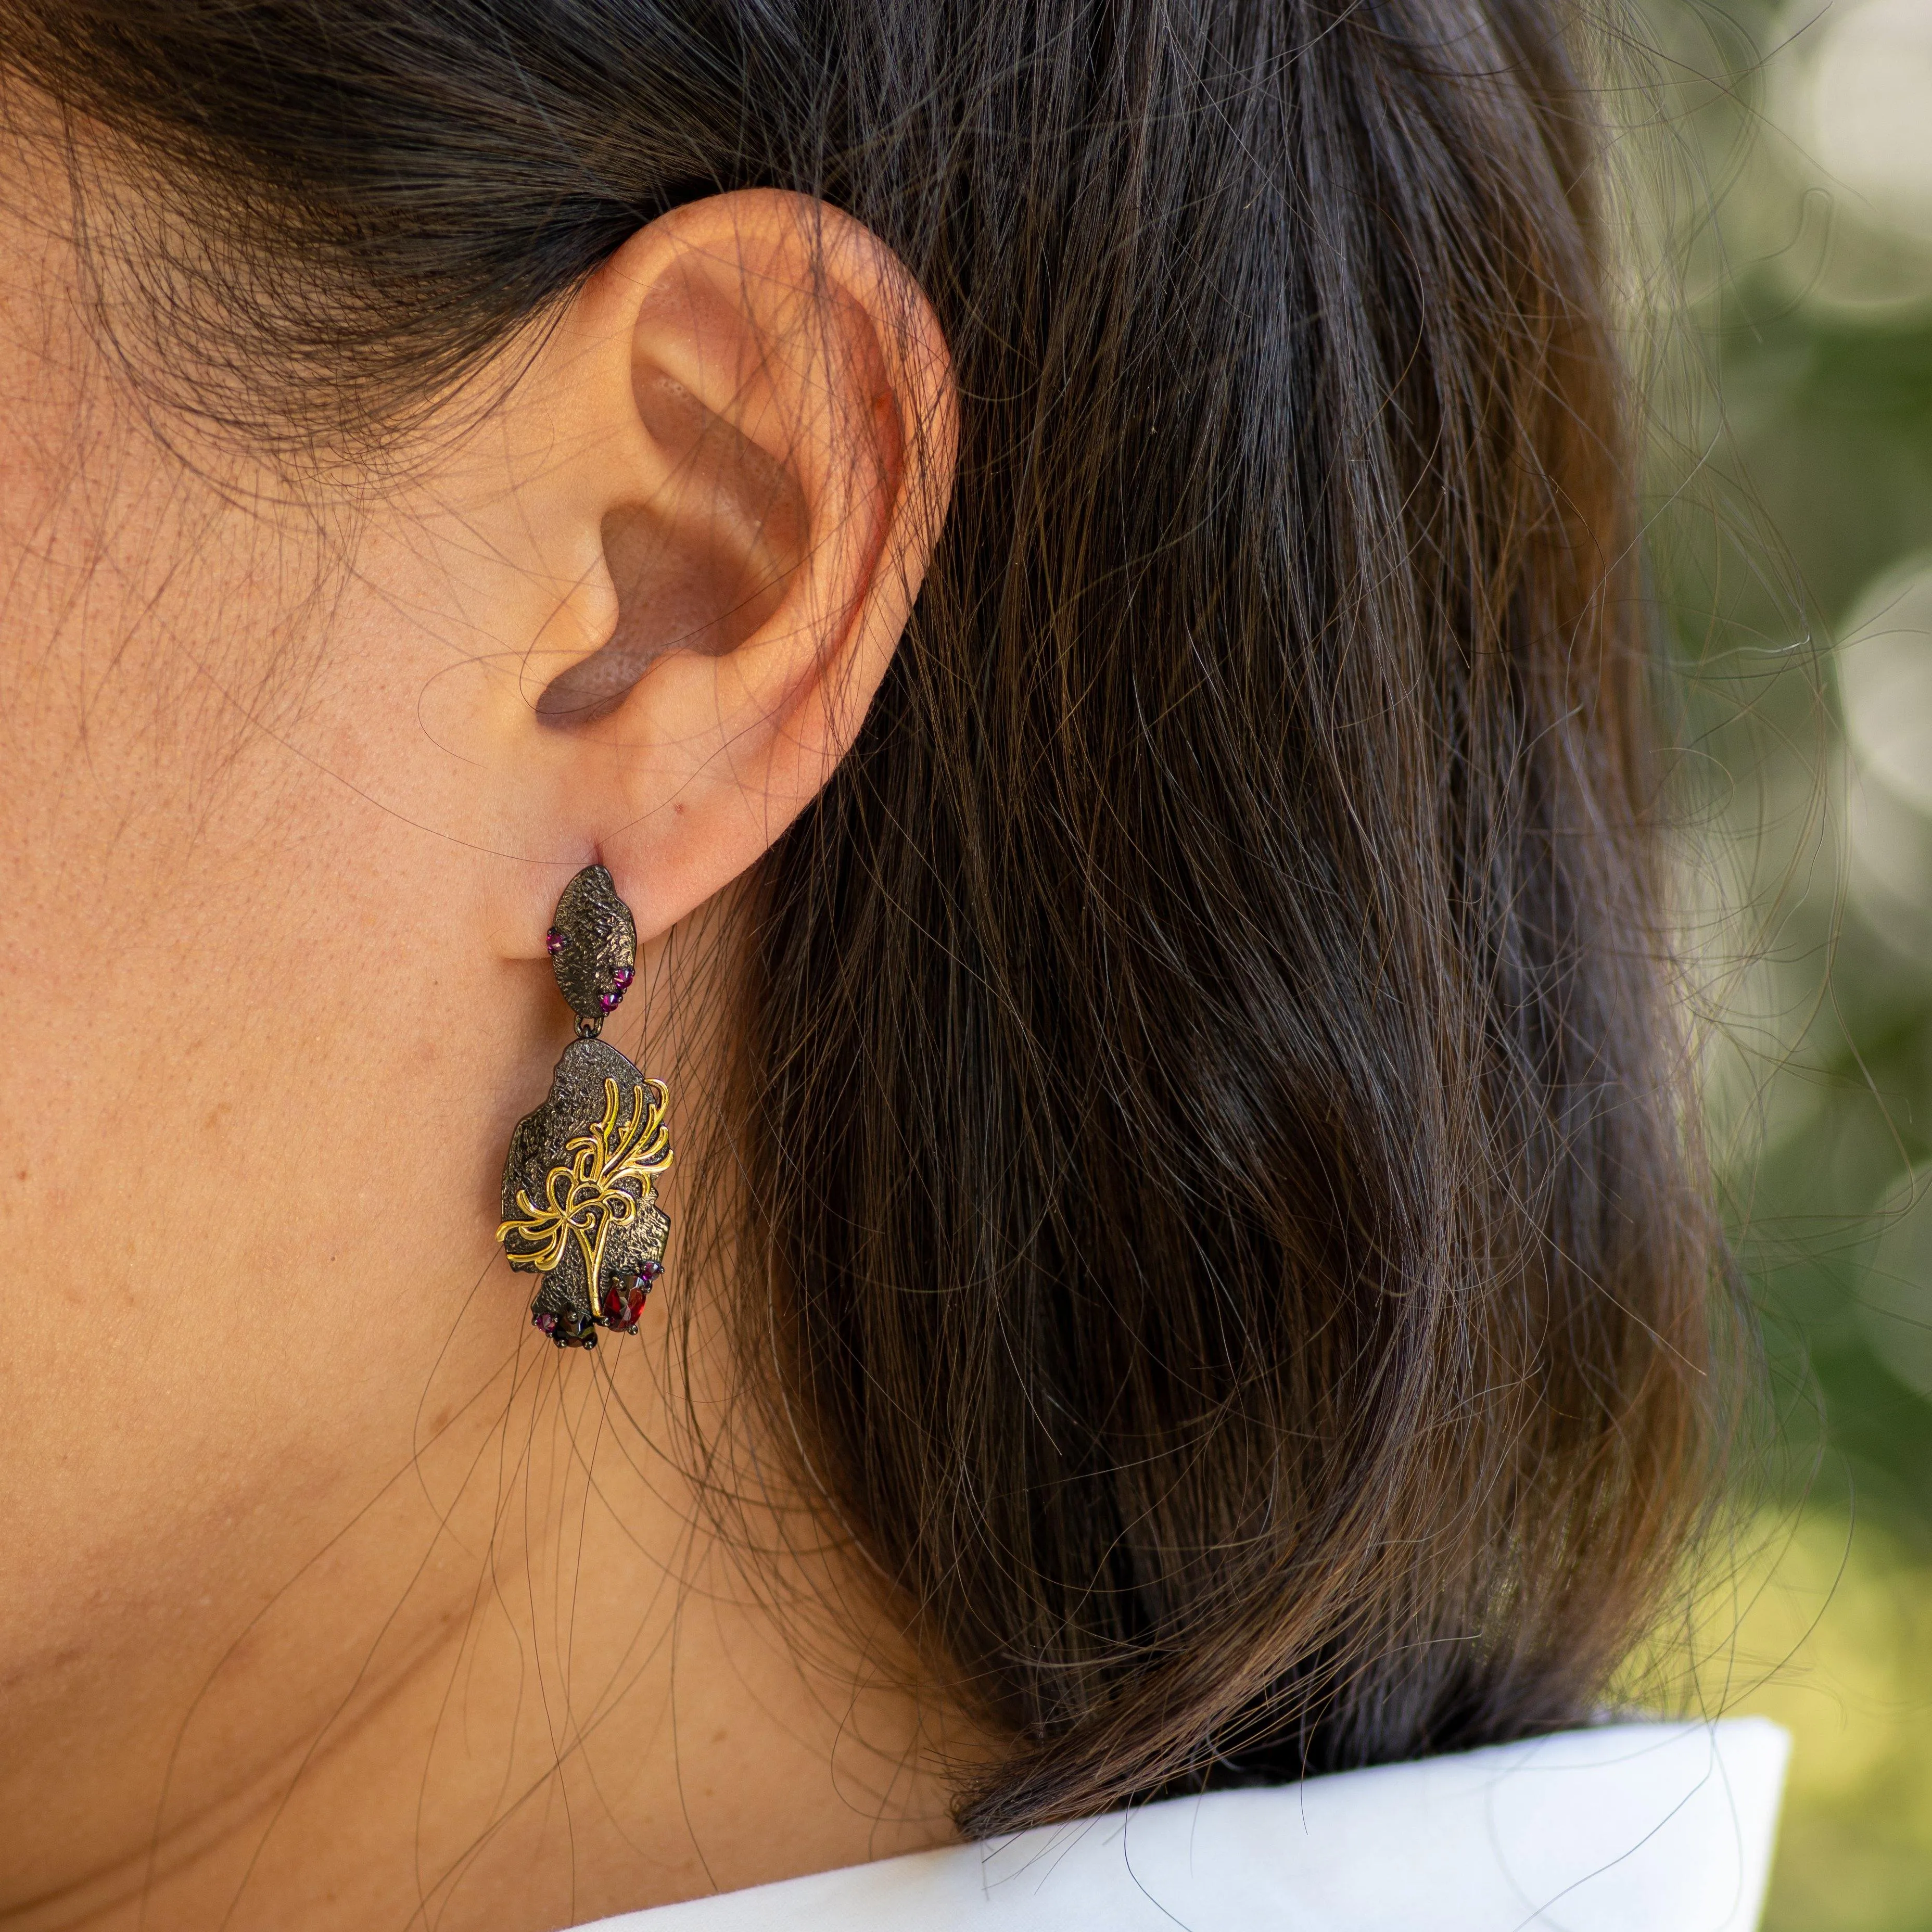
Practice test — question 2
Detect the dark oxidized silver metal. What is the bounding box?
[548,863,637,1023]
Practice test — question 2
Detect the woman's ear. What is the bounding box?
[463,189,955,948]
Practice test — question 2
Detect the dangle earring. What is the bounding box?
[497,865,672,1349]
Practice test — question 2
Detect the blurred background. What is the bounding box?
[1637,0,1932,1923]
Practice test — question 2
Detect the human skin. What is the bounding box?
[0,123,963,1932]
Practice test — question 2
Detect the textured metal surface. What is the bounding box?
[498,1028,672,1346]
[548,864,638,1025]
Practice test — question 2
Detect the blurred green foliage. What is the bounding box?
[1641,2,1932,1923]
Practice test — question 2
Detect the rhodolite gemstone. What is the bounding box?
[603,1279,647,1330]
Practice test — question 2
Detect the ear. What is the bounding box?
[468,189,956,948]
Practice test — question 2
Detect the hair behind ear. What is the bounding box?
[740,0,1721,1831]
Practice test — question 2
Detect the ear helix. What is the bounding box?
[497,865,672,1349]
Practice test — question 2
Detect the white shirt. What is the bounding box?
[579,1718,1787,1931]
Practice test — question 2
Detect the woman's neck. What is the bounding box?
[9,1337,970,1932]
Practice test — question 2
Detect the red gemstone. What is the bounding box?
[545,929,566,956]
[613,964,634,989]
[601,1280,642,1331]
[599,989,620,1013]
[600,1272,652,1332]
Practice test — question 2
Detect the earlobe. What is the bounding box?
[501,189,955,947]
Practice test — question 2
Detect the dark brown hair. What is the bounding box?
[3,0,1730,1836]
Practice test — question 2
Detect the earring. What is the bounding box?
[497,865,672,1349]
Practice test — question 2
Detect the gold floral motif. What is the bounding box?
[497,1076,672,1293]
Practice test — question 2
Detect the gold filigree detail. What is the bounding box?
[497,1077,672,1294]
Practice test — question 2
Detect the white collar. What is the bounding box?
[578,1717,1787,1931]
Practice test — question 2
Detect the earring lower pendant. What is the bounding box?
[495,865,672,1349]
